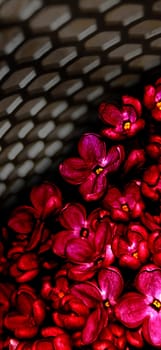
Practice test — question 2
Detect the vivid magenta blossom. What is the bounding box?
[112,223,149,269]
[141,164,161,201]
[53,204,114,281]
[102,181,144,221]
[115,265,161,347]
[53,203,96,257]
[59,133,124,201]
[144,77,161,121]
[71,267,124,344]
[99,95,145,140]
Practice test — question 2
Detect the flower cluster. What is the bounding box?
[1,78,161,350]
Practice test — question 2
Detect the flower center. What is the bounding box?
[121,204,129,212]
[80,228,89,238]
[58,292,65,298]
[152,299,161,311]
[95,166,104,175]
[95,257,104,265]
[123,121,131,130]
[132,252,138,259]
[156,101,161,110]
[104,300,110,308]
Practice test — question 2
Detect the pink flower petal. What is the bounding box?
[135,265,161,300]
[68,263,94,281]
[79,173,107,201]
[66,238,93,262]
[59,157,90,185]
[115,292,147,328]
[30,183,62,218]
[71,283,102,308]
[78,133,106,165]
[152,107,161,122]
[59,203,86,229]
[82,308,103,344]
[101,128,123,140]
[124,149,145,174]
[103,187,121,209]
[4,313,29,329]
[123,96,142,117]
[98,267,124,302]
[144,85,155,109]
[8,206,35,234]
[143,312,161,347]
[105,145,124,172]
[53,230,79,257]
[94,221,108,253]
[99,104,122,126]
[33,340,53,350]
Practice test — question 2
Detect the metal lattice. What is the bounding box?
[1,0,161,207]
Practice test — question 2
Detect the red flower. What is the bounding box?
[59,133,124,201]
[52,294,89,333]
[8,183,62,251]
[99,95,144,140]
[4,285,46,339]
[0,283,14,335]
[53,206,114,281]
[141,164,161,201]
[9,252,39,283]
[41,274,69,309]
[146,135,161,161]
[149,230,161,266]
[144,77,161,121]
[10,330,72,350]
[102,181,144,221]
[71,267,124,344]
[92,323,127,350]
[53,203,96,257]
[112,223,149,269]
[126,327,144,349]
[115,265,161,347]
[141,211,161,231]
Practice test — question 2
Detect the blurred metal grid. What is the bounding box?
[0,0,161,206]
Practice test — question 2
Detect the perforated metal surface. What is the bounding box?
[1,0,161,206]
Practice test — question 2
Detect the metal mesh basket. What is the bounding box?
[1,0,161,209]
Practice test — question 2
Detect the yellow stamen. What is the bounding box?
[58,292,64,298]
[104,300,110,308]
[133,252,139,259]
[152,299,161,309]
[156,102,161,110]
[81,228,89,238]
[121,204,129,212]
[95,167,103,175]
[124,121,131,130]
[95,257,103,265]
